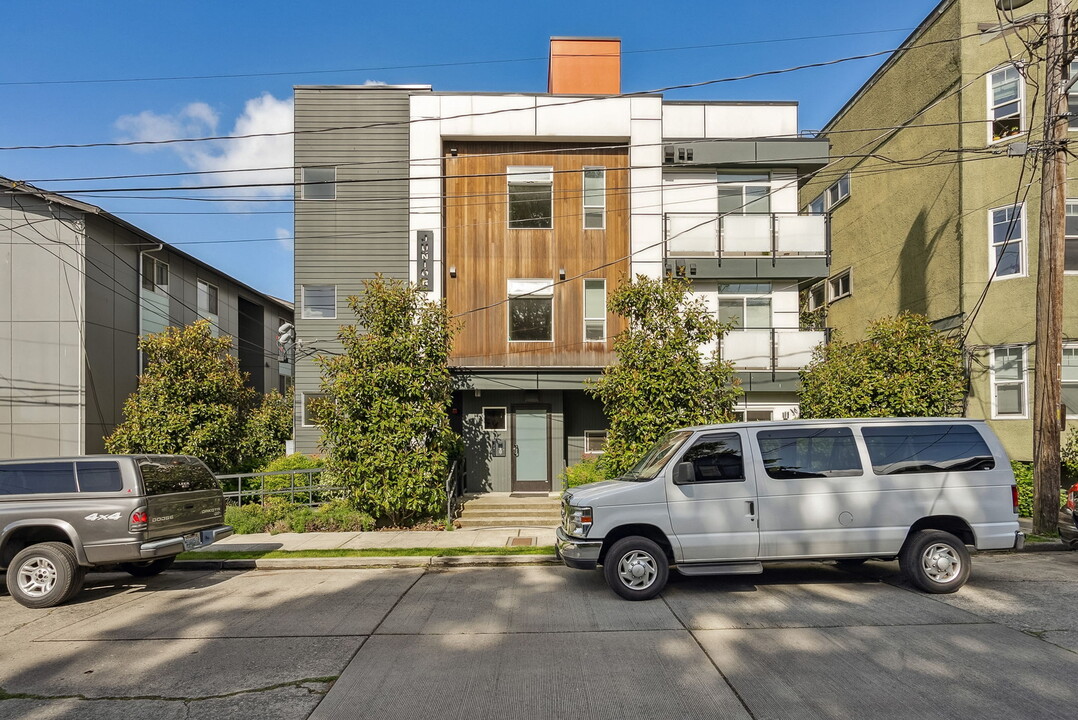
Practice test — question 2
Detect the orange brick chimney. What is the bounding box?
[547,37,621,95]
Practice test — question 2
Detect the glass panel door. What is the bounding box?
[512,406,550,492]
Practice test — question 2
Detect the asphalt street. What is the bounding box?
[1,549,1076,719]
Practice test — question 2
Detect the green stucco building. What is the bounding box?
[801,0,1078,462]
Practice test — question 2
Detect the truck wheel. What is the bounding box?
[899,529,971,594]
[603,536,669,601]
[6,542,82,609]
[119,556,176,577]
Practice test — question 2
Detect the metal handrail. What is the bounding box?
[663,211,829,260]
[215,468,343,507]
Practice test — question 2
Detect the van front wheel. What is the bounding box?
[603,536,668,601]
[900,529,970,594]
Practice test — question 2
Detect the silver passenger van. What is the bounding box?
[557,419,1023,600]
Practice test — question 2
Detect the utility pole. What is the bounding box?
[1032,0,1069,535]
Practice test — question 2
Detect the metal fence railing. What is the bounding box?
[215,468,345,507]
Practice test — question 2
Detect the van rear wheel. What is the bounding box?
[899,529,970,594]
[603,536,669,601]
[119,556,176,577]
[6,542,82,609]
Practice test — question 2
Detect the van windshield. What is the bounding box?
[620,430,693,481]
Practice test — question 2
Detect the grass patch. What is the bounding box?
[179,546,556,560]
[1024,533,1060,543]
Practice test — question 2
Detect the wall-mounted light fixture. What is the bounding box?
[449,147,459,157]
[449,266,457,278]
[559,268,566,281]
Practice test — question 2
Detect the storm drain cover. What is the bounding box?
[508,537,535,547]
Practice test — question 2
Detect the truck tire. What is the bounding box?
[119,556,176,577]
[6,542,83,609]
[899,529,971,594]
[603,536,669,601]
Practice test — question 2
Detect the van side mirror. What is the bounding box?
[673,462,696,485]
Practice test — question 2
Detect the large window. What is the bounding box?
[508,166,553,229]
[141,255,169,294]
[1066,200,1078,273]
[717,171,770,215]
[76,461,124,492]
[989,205,1025,279]
[678,433,745,483]
[756,427,863,479]
[301,167,336,200]
[861,425,994,475]
[718,282,772,330]
[989,65,1024,143]
[507,279,553,342]
[991,346,1027,418]
[583,278,606,341]
[301,285,336,319]
[0,463,77,495]
[583,168,605,229]
[1063,346,1078,418]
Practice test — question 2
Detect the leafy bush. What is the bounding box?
[1062,429,1078,485]
[259,453,325,473]
[226,500,374,534]
[560,458,609,489]
[1012,461,1067,517]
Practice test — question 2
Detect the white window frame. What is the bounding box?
[1066,199,1078,275]
[829,269,852,302]
[990,346,1028,420]
[1063,345,1078,419]
[825,172,851,209]
[807,281,826,311]
[1069,61,1078,132]
[808,195,826,215]
[988,204,1027,281]
[583,278,606,342]
[716,171,771,216]
[988,65,1025,145]
[482,407,507,432]
[301,284,337,320]
[507,278,554,343]
[197,279,219,317]
[717,289,773,330]
[582,167,606,230]
[301,393,326,427]
[301,166,336,200]
[507,166,554,230]
[141,255,169,294]
[584,430,608,454]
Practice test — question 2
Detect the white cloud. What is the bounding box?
[363,79,388,86]
[275,227,293,251]
[116,93,293,200]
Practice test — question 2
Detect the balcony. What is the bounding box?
[664,212,829,280]
[721,328,827,372]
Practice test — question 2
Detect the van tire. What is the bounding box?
[900,530,970,594]
[6,542,81,609]
[119,556,176,577]
[603,536,669,601]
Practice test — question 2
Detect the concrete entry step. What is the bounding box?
[457,493,562,529]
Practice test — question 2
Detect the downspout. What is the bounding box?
[137,243,164,370]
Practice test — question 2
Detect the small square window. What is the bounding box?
[302,167,336,200]
[507,279,554,342]
[584,430,607,454]
[302,393,326,427]
[302,285,336,319]
[483,407,507,431]
[829,270,851,301]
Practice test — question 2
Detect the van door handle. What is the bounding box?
[746,501,755,517]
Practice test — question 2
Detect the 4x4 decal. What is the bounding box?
[84,512,122,521]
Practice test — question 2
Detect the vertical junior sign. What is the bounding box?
[416,230,433,291]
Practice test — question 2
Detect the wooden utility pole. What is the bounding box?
[1032,0,1069,535]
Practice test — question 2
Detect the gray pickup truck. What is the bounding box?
[0,455,233,608]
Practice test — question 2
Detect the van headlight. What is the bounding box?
[566,506,593,537]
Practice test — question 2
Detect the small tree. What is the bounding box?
[798,313,966,419]
[106,321,292,472]
[589,275,742,477]
[314,276,458,525]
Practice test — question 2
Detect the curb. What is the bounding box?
[175,554,559,571]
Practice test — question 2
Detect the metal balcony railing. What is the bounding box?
[720,328,829,372]
[664,212,829,261]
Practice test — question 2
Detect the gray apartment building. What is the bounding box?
[1,178,294,459]
[292,38,830,495]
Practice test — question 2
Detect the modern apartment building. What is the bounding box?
[0,178,294,459]
[799,0,1078,461]
[293,38,829,493]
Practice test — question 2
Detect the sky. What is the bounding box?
[0,0,945,301]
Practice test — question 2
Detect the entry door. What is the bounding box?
[511,406,551,493]
[666,431,760,562]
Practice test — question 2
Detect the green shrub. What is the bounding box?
[560,457,609,489]
[227,499,374,534]
[259,453,324,473]
[1012,461,1067,517]
[1062,429,1078,484]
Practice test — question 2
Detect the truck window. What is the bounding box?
[622,430,693,481]
[861,425,996,475]
[680,433,744,483]
[138,457,220,495]
[75,461,124,492]
[0,462,77,494]
[756,427,863,479]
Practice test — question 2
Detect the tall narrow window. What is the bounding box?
[1070,61,1078,132]
[1063,346,1078,418]
[301,167,336,200]
[141,256,168,293]
[989,66,1023,142]
[583,278,606,341]
[507,279,554,341]
[197,280,219,317]
[991,346,1027,418]
[717,172,770,215]
[301,285,336,319]
[583,168,606,229]
[302,393,326,427]
[989,205,1025,279]
[507,166,553,229]
[1066,200,1078,273]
